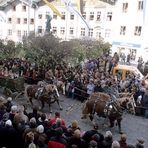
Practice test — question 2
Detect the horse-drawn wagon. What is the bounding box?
[0,76,25,97]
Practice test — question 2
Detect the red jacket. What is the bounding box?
[48,141,66,148]
[48,116,65,127]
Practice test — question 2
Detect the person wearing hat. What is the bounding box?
[135,138,145,148]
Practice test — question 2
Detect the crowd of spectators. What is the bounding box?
[0,51,147,147]
[0,100,145,148]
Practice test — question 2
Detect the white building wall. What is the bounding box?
[0,11,6,39]
[111,0,148,62]
[1,0,147,61]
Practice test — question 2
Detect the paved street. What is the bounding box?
[11,93,148,147]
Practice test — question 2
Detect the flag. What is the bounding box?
[75,0,84,14]
[75,0,80,13]
[19,0,32,6]
[62,0,90,29]
[42,0,62,17]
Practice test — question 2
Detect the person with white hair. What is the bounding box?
[9,105,17,122]
[111,140,120,148]
[102,131,113,148]
[36,125,48,148]
[4,97,13,112]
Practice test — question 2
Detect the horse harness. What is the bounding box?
[91,97,122,117]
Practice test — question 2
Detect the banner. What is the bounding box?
[42,0,62,17]
[99,0,117,5]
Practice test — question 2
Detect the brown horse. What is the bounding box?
[25,84,62,112]
[81,92,123,133]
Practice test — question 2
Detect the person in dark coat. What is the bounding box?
[48,127,68,148]
[102,131,113,148]
[0,120,24,148]
[82,123,104,147]
[68,129,86,148]
[27,106,41,121]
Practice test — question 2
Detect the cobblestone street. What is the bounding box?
[13,94,148,147]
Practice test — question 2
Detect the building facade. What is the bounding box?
[0,0,148,61]
[111,0,148,62]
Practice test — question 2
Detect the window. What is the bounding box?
[17,18,21,24]
[17,30,21,37]
[13,6,16,11]
[8,29,12,36]
[70,14,74,20]
[81,28,85,36]
[107,12,112,21]
[96,32,101,38]
[53,13,57,19]
[23,30,27,36]
[89,12,94,20]
[69,27,74,35]
[105,29,111,37]
[96,11,101,21]
[22,5,26,12]
[23,18,27,24]
[120,26,126,35]
[134,26,142,36]
[122,3,128,13]
[88,29,93,37]
[82,12,86,19]
[138,1,143,10]
[38,14,42,19]
[61,12,65,20]
[38,26,42,33]
[52,27,57,34]
[30,18,34,24]
[8,18,12,23]
[60,27,65,35]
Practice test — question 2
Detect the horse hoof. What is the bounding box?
[60,107,63,110]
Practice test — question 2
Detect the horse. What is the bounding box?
[81,92,135,133]
[117,93,136,114]
[53,79,66,95]
[25,83,62,113]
